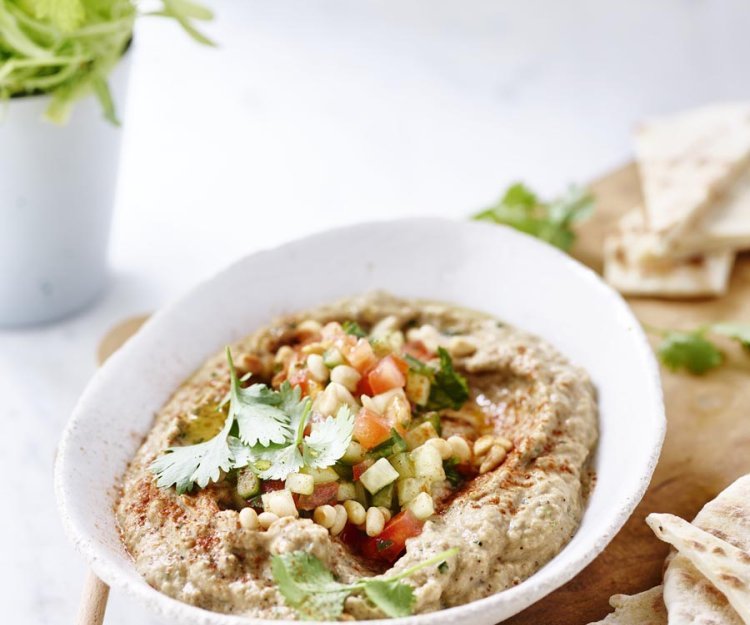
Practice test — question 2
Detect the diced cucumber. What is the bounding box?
[371,483,395,508]
[341,441,365,465]
[261,489,298,517]
[302,466,340,484]
[389,452,414,479]
[407,492,435,520]
[359,458,400,494]
[354,481,369,507]
[285,472,314,496]
[323,347,345,368]
[424,411,442,436]
[411,444,446,481]
[333,462,354,481]
[236,468,261,499]
[367,430,407,460]
[405,421,439,451]
[337,481,357,501]
[397,476,427,505]
[406,372,431,406]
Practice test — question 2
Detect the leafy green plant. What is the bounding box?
[646,322,750,374]
[0,0,213,124]
[472,182,595,252]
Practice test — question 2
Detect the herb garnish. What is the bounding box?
[406,347,469,411]
[150,348,354,493]
[342,320,367,338]
[272,548,458,620]
[646,322,750,374]
[472,183,594,252]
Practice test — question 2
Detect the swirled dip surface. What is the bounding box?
[115,293,598,619]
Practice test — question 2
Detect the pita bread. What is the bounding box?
[680,166,750,254]
[657,475,750,625]
[635,103,750,241]
[603,221,734,298]
[587,586,667,625]
[647,513,750,624]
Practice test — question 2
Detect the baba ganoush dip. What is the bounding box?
[115,292,598,620]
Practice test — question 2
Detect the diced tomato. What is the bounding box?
[356,373,375,397]
[353,408,392,450]
[338,522,367,551]
[295,482,339,511]
[367,356,407,395]
[403,341,433,361]
[361,510,424,563]
[352,458,374,481]
[391,354,409,376]
[261,480,285,493]
[345,338,378,374]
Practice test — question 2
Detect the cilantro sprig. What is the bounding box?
[342,320,367,338]
[472,182,594,252]
[272,548,459,620]
[646,322,750,374]
[150,348,354,493]
[406,347,469,410]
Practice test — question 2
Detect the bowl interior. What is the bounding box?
[55,217,664,625]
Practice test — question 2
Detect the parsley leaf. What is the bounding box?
[342,320,367,338]
[711,323,750,352]
[472,183,594,252]
[272,548,459,620]
[150,409,235,494]
[656,330,724,375]
[228,349,291,446]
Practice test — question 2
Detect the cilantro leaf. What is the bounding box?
[362,580,415,618]
[271,552,350,621]
[711,323,750,352]
[271,548,459,620]
[150,410,235,494]
[342,320,367,338]
[657,331,724,375]
[428,348,470,410]
[406,349,469,411]
[303,405,355,469]
[472,182,594,252]
[228,349,291,446]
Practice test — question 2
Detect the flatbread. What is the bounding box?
[603,221,735,298]
[587,586,667,625]
[679,166,750,254]
[635,103,750,241]
[658,475,750,625]
[647,513,750,624]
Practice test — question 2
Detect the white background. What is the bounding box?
[2,1,749,623]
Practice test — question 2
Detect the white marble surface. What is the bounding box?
[2,1,750,623]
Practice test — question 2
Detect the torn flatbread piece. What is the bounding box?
[587,586,667,625]
[647,513,750,625]
[603,225,734,298]
[635,103,750,242]
[660,475,750,625]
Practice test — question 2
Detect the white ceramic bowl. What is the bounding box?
[55,218,665,625]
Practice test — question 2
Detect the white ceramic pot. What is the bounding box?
[0,50,132,327]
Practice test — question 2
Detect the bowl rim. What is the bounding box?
[54,216,666,625]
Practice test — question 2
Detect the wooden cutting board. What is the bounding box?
[99,163,750,624]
